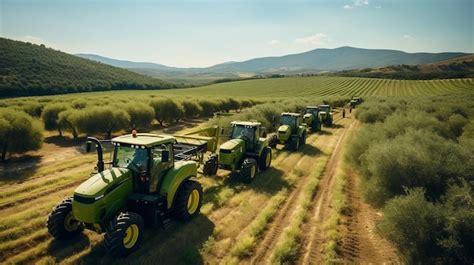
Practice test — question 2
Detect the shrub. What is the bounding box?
[0,108,43,160]
[58,109,79,139]
[198,100,219,116]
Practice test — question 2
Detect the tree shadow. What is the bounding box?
[44,135,85,148]
[330,124,345,129]
[0,155,41,182]
[74,215,214,265]
[318,130,333,135]
[249,167,289,194]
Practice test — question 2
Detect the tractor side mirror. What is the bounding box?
[86,141,92,153]
[220,127,225,135]
[261,127,267,138]
[162,150,170,162]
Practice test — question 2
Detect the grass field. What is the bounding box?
[1,76,473,264]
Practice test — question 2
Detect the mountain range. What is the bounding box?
[77,47,469,84]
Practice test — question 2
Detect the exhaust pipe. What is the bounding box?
[86,137,105,173]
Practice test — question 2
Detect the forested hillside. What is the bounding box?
[0,38,176,97]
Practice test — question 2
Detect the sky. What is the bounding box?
[0,0,472,67]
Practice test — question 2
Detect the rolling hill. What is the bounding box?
[336,54,474,79]
[0,38,176,97]
[77,47,469,83]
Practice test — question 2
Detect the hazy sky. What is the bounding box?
[1,0,472,67]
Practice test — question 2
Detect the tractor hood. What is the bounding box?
[303,113,313,124]
[74,167,131,198]
[220,138,245,152]
[278,125,292,142]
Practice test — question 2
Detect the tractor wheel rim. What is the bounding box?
[187,190,200,214]
[64,212,78,232]
[250,165,256,178]
[265,152,271,167]
[123,224,139,249]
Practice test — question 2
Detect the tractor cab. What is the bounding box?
[318,104,333,126]
[304,106,322,132]
[229,121,263,152]
[111,133,175,194]
[305,106,320,117]
[279,113,302,133]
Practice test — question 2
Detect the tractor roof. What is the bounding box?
[231,121,261,127]
[319,104,330,108]
[306,106,319,109]
[282,112,301,117]
[112,133,175,147]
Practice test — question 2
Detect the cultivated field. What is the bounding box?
[1,76,473,264]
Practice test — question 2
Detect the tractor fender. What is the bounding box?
[297,126,306,137]
[159,160,197,209]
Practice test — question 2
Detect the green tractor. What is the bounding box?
[202,121,273,182]
[349,96,363,108]
[318,104,333,126]
[47,133,211,257]
[303,106,322,133]
[274,113,307,151]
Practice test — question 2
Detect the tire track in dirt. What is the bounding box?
[298,118,355,265]
[339,169,400,264]
[248,113,346,265]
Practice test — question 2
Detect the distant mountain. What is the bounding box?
[77,47,469,84]
[335,54,474,80]
[0,38,175,97]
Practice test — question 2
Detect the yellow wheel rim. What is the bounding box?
[250,165,256,178]
[187,190,200,215]
[265,152,271,167]
[123,224,139,249]
[64,212,79,232]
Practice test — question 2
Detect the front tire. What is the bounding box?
[258,147,272,171]
[240,158,258,183]
[291,136,300,151]
[105,212,144,257]
[173,180,203,221]
[47,197,83,239]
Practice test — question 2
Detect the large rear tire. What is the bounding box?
[47,197,83,239]
[173,180,203,221]
[203,154,218,176]
[240,158,258,183]
[258,147,272,171]
[300,131,307,146]
[105,212,144,257]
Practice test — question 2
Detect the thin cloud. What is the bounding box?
[267,40,281,46]
[22,35,46,45]
[343,0,369,9]
[294,33,328,45]
[403,34,415,40]
[375,5,382,9]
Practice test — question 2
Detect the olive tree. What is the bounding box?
[149,98,184,125]
[124,103,155,129]
[58,109,79,139]
[75,107,130,139]
[182,100,202,119]
[0,109,43,161]
[41,103,68,136]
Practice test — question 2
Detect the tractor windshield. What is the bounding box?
[113,145,148,172]
[231,125,255,143]
[319,106,329,113]
[306,108,318,116]
[280,115,296,128]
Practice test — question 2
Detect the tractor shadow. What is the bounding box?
[46,234,91,263]
[44,135,85,148]
[297,143,321,156]
[75,215,214,265]
[318,130,333,136]
[330,123,344,129]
